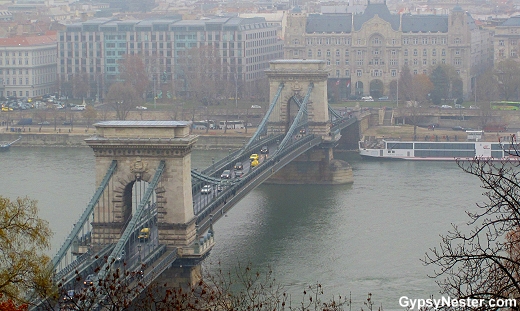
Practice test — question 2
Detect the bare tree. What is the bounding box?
[425,147,520,308]
[105,82,138,120]
[495,59,520,101]
[119,55,149,99]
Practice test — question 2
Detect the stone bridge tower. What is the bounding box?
[85,121,212,286]
[265,59,353,184]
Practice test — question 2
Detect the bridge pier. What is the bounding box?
[268,147,353,184]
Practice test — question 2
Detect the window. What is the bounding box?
[422,38,428,45]
[413,59,418,65]
[499,49,505,57]
[357,59,364,66]
[423,49,427,56]
[327,59,330,65]
[404,49,408,56]
[454,38,461,44]
[308,49,312,57]
[336,59,340,65]
[413,49,418,56]
[413,38,418,44]
[345,70,350,77]
[441,49,446,56]
[356,69,362,77]
[372,37,381,45]
[336,49,340,57]
[432,49,436,56]
[391,49,396,55]
[423,59,427,65]
[317,50,322,57]
[511,49,517,57]
[431,37,437,44]
[455,49,460,55]
[336,70,340,77]
[511,39,517,45]
[345,59,349,65]
[326,50,331,57]
[454,58,462,65]
[345,50,349,57]
[391,69,397,77]
[403,38,409,45]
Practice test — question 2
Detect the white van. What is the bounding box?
[71,104,86,111]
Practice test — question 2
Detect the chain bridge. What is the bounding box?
[31,60,359,309]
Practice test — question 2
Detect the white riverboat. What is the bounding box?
[359,139,520,161]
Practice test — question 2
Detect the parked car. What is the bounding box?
[441,105,453,109]
[136,106,148,110]
[454,104,465,109]
[379,96,389,101]
[71,104,86,111]
[221,169,232,179]
[469,105,480,109]
[37,121,50,125]
[362,96,374,102]
[251,105,262,109]
[201,185,212,194]
[452,126,466,131]
[260,145,269,154]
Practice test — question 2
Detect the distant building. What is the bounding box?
[0,34,57,98]
[57,16,283,99]
[493,16,520,65]
[284,1,493,99]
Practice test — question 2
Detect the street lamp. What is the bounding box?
[137,244,142,264]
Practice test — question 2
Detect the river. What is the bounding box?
[0,146,484,309]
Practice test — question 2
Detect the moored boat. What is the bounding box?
[0,136,22,151]
[359,138,520,161]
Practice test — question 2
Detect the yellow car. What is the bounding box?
[250,159,259,167]
[250,154,259,161]
[1,107,13,112]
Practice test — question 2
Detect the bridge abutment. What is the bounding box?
[268,147,353,184]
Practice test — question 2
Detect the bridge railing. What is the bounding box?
[196,134,321,233]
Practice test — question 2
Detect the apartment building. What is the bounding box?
[57,16,283,100]
[284,1,493,98]
[0,34,57,99]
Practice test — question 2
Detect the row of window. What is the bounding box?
[304,48,457,58]
[2,75,53,86]
[301,36,453,46]
[64,31,251,43]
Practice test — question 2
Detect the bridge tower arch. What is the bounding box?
[85,121,210,286]
[265,59,330,138]
[265,59,353,184]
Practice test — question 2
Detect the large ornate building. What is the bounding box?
[283,0,493,99]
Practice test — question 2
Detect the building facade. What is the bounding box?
[284,1,493,99]
[493,16,520,64]
[57,16,283,100]
[0,35,57,99]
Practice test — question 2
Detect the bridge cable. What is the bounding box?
[240,83,284,153]
[97,160,165,282]
[51,160,118,270]
[273,83,314,155]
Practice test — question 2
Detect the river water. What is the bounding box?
[0,146,484,309]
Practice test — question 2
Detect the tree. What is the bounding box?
[475,69,499,103]
[495,59,520,100]
[0,197,53,304]
[425,151,520,308]
[82,105,97,129]
[429,65,450,105]
[118,55,149,99]
[398,65,413,103]
[105,82,139,120]
[404,74,433,135]
[0,295,27,311]
[71,72,90,99]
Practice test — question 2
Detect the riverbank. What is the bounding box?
[0,126,254,149]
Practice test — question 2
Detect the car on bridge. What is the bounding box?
[260,146,269,154]
[250,154,259,161]
[138,228,150,242]
[115,250,125,263]
[84,274,97,287]
[234,162,243,170]
[221,169,232,179]
[201,185,212,194]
